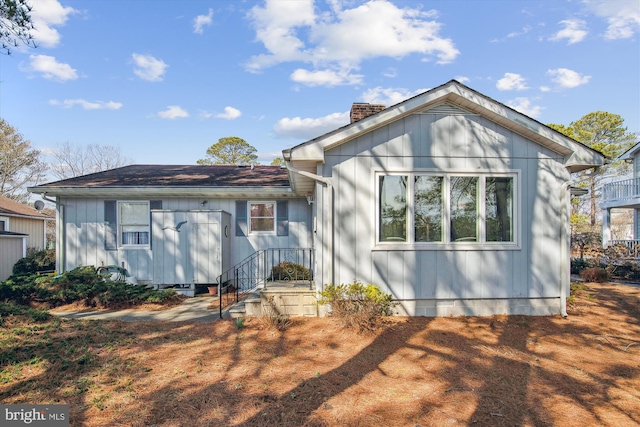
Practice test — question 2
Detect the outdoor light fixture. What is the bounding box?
[306,193,314,205]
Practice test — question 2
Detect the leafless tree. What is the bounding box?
[49,142,133,180]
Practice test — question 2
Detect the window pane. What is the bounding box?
[250,218,274,231]
[121,203,149,225]
[486,177,513,242]
[251,203,274,218]
[415,176,443,242]
[379,175,407,242]
[450,176,478,242]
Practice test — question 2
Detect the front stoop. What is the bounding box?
[228,282,319,318]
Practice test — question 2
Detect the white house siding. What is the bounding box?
[315,111,569,316]
[57,197,312,284]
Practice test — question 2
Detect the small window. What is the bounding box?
[249,202,275,233]
[0,219,5,231]
[119,201,149,246]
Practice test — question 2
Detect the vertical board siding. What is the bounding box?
[320,111,567,307]
[9,217,46,250]
[0,237,25,281]
[60,197,312,285]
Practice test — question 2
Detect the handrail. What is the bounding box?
[218,248,314,318]
[602,177,640,202]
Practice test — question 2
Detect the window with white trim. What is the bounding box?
[378,172,517,245]
[118,201,150,246]
[0,216,7,231]
[249,202,275,233]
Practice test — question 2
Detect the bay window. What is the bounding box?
[378,172,517,246]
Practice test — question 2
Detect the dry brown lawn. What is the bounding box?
[1,281,639,426]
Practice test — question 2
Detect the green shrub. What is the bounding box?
[0,302,51,326]
[1,266,181,309]
[318,280,397,333]
[12,249,56,276]
[269,262,311,281]
[580,267,609,283]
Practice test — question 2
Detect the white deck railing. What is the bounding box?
[602,178,640,203]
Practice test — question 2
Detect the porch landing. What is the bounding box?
[227,281,320,318]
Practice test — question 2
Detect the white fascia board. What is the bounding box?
[0,213,50,221]
[618,142,640,160]
[28,186,298,198]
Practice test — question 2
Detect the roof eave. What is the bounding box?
[28,186,298,199]
[287,80,604,169]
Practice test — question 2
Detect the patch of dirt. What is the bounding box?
[2,282,639,427]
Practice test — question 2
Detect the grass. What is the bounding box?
[0,281,639,426]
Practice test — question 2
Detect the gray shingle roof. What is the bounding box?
[33,165,290,188]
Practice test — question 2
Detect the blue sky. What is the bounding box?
[1,0,638,168]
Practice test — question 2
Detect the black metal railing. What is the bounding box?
[602,177,640,203]
[218,248,314,318]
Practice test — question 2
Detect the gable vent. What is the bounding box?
[421,103,476,116]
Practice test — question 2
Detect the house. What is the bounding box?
[601,141,640,256]
[29,80,604,316]
[0,195,53,281]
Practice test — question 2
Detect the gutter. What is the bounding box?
[284,160,334,287]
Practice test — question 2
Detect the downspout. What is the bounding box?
[40,193,65,274]
[560,173,598,317]
[284,161,334,287]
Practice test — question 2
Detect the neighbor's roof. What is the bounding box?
[0,195,52,220]
[28,165,294,198]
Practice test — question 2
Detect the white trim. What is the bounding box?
[375,169,521,250]
[248,201,276,234]
[0,216,8,231]
[117,201,151,248]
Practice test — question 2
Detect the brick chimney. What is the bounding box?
[350,103,386,123]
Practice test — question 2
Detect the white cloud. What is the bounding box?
[157,105,189,119]
[28,54,78,81]
[496,73,529,91]
[215,106,242,120]
[507,25,532,39]
[539,86,551,92]
[584,0,640,40]
[360,86,428,106]
[506,97,543,118]
[454,75,470,84]
[49,99,122,110]
[193,8,214,34]
[29,0,77,48]
[246,0,459,86]
[274,111,350,139]
[132,53,168,82]
[290,68,363,86]
[549,19,588,44]
[547,68,591,88]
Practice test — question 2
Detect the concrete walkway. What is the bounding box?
[52,295,227,322]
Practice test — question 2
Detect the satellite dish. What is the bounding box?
[34,200,45,211]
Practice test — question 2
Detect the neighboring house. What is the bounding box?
[601,141,640,254]
[29,80,604,316]
[0,195,53,281]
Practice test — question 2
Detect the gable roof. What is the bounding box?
[618,141,640,161]
[283,80,605,194]
[0,195,52,220]
[28,165,294,198]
